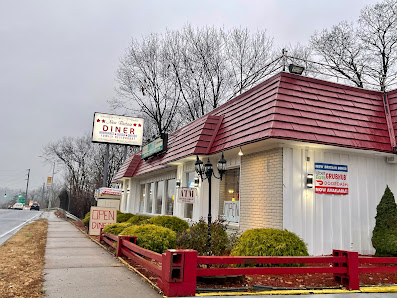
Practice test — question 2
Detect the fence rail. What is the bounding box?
[99,231,397,297]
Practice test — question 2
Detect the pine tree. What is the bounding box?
[372,186,397,256]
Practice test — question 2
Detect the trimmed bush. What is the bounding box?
[103,222,131,235]
[82,212,90,227]
[120,224,176,253]
[117,212,134,223]
[177,218,231,256]
[231,228,308,266]
[127,215,151,225]
[148,216,189,234]
[372,186,397,257]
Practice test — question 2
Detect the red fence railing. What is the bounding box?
[99,230,397,297]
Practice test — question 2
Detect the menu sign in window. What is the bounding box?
[315,163,348,195]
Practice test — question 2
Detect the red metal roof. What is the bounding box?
[114,72,396,180]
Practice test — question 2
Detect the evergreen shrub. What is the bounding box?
[103,222,131,235]
[120,224,176,253]
[117,212,134,223]
[82,212,90,227]
[372,186,397,257]
[231,228,308,266]
[126,215,151,225]
[148,215,189,234]
[177,218,232,256]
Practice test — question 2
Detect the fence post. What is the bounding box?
[158,249,197,297]
[116,236,137,258]
[333,250,359,290]
[116,235,123,257]
[99,227,103,243]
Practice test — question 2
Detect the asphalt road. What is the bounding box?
[0,208,43,246]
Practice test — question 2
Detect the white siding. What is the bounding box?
[283,147,397,256]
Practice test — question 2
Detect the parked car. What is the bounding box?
[30,202,40,211]
[13,203,24,210]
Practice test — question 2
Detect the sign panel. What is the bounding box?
[98,187,122,197]
[176,187,196,204]
[223,201,240,223]
[142,138,164,159]
[92,112,144,146]
[89,206,117,235]
[315,163,349,195]
[46,176,52,187]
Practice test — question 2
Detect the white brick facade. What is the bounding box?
[240,148,283,231]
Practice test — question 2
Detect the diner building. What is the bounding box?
[112,71,397,256]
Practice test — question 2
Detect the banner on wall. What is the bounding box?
[176,187,196,203]
[314,163,349,195]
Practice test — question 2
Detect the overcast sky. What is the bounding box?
[0,0,378,193]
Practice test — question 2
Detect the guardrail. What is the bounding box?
[99,231,397,297]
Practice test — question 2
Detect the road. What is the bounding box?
[0,208,43,246]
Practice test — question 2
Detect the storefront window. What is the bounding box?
[139,184,145,213]
[156,181,164,214]
[219,168,240,223]
[146,182,154,213]
[166,179,175,215]
[184,172,195,219]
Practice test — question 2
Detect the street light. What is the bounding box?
[195,152,227,253]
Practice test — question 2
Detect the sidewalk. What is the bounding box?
[42,212,161,298]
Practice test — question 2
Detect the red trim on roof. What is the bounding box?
[113,72,397,180]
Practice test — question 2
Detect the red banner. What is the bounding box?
[315,186,348,195]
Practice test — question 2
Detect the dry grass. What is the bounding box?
[0,219,48,298]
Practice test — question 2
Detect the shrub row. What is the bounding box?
[84,210,308,258]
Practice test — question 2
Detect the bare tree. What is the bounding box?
[42,135,128,217]
[311,21,366,87]
[112,34,181,137]
[359,0,397,90]
[224,28,275,95]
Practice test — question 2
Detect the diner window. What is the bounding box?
[184,172,195,219]
[139,184,145,213]
[219,168,240,223]
[156,181,164,214]
[166,179,175,215]
[146,182,154,213]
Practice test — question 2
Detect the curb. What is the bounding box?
[195,286,397,296]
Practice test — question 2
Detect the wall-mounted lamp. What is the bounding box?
[127,189,130,194]
[289,64,305,75]
[306,174,314,188]
[238,147,244,156]
[176,180,181,188]
[194,177,199,187]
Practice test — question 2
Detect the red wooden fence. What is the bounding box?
[99,230,397,297]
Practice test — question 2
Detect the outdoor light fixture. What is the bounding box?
[238,147,244,156]
[127,189,130,194]
[175,180,181,188]
[288,64,305,75]
[195,153,227,253]
[194,177,200,187]
[307,174,314,188]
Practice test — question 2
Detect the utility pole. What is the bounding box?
[25,169,30,206]
[48,162,55,209]
[103,143,110,187]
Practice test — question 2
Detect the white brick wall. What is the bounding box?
[240,148,283,231]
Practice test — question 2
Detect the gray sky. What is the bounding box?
[0,0,378,193]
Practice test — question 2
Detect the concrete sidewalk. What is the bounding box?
[42,212,161,298]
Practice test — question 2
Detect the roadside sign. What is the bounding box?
[89,206,117,236]
[47,176,52,187]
